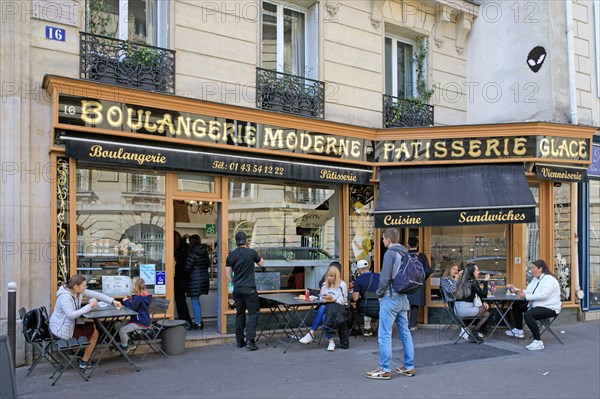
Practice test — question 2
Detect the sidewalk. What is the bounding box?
[15,320,600,399]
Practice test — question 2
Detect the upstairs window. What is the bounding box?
[385,36,415,99]
[87,0,168,47]
[261,1,318,79]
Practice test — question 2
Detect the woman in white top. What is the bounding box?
[506,259,562,351]
[299,265,348,351]
[49,275,122,369]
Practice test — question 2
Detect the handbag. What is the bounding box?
[473,294,483,307]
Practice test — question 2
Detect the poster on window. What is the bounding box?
[140,264,156,286]
[102,276,132,297]
[155,271,166,294]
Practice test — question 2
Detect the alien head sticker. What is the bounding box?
[527,46,546,73]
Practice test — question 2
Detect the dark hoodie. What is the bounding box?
[123,294,153,326]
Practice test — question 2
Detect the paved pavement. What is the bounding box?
[14,320,600,399]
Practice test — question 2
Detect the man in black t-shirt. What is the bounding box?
[226,232,265,351]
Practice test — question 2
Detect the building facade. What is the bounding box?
[1,0,597,365]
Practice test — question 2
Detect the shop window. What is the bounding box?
[87,0,168,47]
[349,185,374,273]
[553,183,572,301]
[385,36,415,99]
[590,180,600,308]
[75,166,166,294]
[228,178,339,290]
[261,1,318,79]
[429,225,507,303]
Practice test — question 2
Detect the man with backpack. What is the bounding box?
[365,228,415,380]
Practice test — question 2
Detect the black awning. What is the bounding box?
[374,164,536,227]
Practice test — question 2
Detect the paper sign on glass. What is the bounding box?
[140,264,156,286]
[155,271,166,294]
[102,276,132,297]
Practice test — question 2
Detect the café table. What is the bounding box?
[83,304,140,374]
[482,293,527,338]
[258,293,324,353]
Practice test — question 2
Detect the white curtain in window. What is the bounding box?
[289,10,305,76]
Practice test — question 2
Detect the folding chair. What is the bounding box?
[19,307,59,377]
[130,297,170,363]
[20,306,90,385]
[50,336,90,386]
[536,315,564,344]
[440,291,483,344]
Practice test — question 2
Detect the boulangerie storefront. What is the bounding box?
[44,76,597,330]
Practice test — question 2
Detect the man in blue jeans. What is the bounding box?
[366,228,415,380]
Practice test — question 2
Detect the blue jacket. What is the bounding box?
[123,294,153,327]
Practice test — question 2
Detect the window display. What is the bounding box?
[227,178,339,290]
[76,167,166,294]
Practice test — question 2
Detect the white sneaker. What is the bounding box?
[460,328,469,340]
[327,341,335,351]
[299,332,314,344]
[526,340,544,351]
[505,328,525,338]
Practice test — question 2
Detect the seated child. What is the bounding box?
[113,277,152,354]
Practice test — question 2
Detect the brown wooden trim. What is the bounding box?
[540,180,553,262]
[165,173,175,319]
[219,176,229,334]
[341,184,350,281]
[69,158,77,278]
[50,153,58,309]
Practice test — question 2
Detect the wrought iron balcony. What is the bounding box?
[383,94,434,128]
[80,32,176,93]
[256,67,325,119]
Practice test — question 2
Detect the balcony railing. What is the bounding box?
[80,32,176,94]
[383,94,434,128]
[256,67,325,119]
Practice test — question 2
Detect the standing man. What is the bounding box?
[366,228,415,380]
[406,236,432,331]
[226,232,265,351]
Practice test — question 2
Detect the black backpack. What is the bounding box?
[22,307,51,342]
[389,247,425,295]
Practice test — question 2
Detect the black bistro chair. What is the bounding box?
[20,306,90,385]
[440,291,484,344]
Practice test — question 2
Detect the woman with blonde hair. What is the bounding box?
[299,264,348,351]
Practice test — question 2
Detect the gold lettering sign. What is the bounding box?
[539,167,584,182]
[458,210,526,224]
[89,145,167,166]
[383,215,423,226]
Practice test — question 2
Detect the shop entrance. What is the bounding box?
[173,199,220,322]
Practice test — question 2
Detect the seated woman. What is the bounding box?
[505,259,562,351]
[49,274,122,369]
[439,262,461,302]
[453,263,490,343]
[299,265,348,351]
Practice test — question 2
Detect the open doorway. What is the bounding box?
[173,199,220,328]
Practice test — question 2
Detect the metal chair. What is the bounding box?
[440,291,484,344]
[19,307,59,377]
[20,306,90,385]
[130,297,170,363]
[351,293,379,341]
[536,315,564,344]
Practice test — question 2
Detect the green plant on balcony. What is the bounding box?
[88,0,114,37]
[390,38,435,126]
[121,42,163,69]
